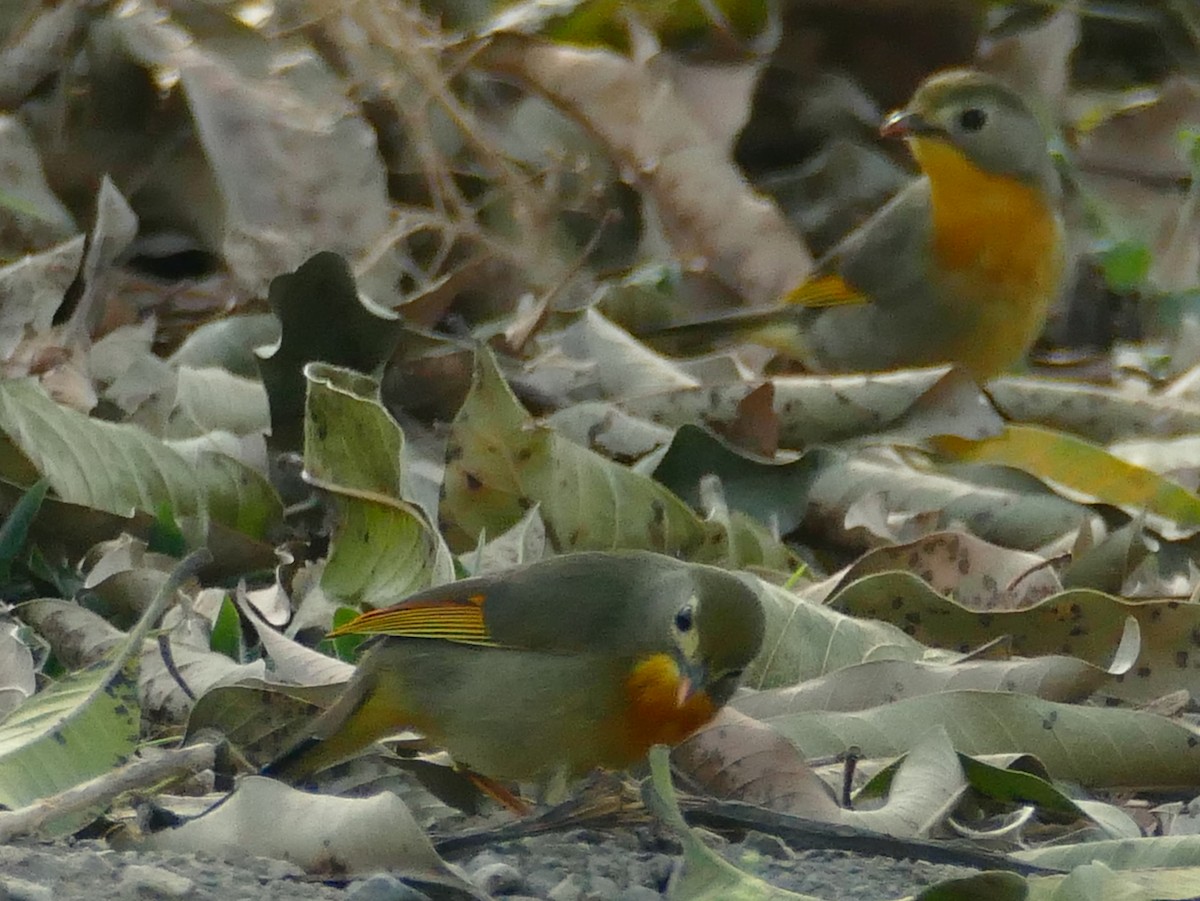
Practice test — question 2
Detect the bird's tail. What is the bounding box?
[262,673,410,782]
[637,270,865,360]
[638,306,808,360]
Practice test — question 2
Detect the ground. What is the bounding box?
[1,828,982,901]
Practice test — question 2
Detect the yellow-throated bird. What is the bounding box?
[654,69,1064,381]
[264,551,764,794]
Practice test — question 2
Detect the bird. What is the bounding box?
[263,551,765,799]
[651,68,1065,382]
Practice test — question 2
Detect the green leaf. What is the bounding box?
[915,872,1028,901]
[318,605,367,660]
[653,425,819,534]
[0,658,139,819]
[1099,240,1151,293]
[0,379,282,542]
[442,347,718,559]
[0,552,209,833]
[956,754,1092,821]
[646,745,819,900]
[762,691,1200,791]
[304,363,455,608]
[148,502,187,557]
[0,479,47,582]
[933,424,1200,533]
[209,593,242,662]
[24,545,80,606]
[1179,127,1200,175]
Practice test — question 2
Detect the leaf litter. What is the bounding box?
[0,2,1199,900]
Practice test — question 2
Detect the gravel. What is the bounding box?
[0,825,984,901]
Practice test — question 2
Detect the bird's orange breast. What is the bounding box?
[909,137,1063,379]
[616,653,716,765]
[911,138,1061,291]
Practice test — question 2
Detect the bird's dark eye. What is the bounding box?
[958,108,987,132]
[674,606,694,632]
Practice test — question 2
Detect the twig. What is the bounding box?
[0,742,218,842]
[0,550,210,840]
[680,798,1065,876]
[116,549,212,677]
[346,1,568,286]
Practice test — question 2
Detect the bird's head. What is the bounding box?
[882,69,1057,194]
[668,569,765,708]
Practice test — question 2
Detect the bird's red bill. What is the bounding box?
[675,676,695,707]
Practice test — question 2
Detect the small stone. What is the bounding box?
[0,877,54,901]
[472,861,525,895]
[588,874,620,899]
[524,863,570,896]
[741,830,795,860]
[645,854,675,888]
[257,858,305,881]
[633,827,679,856]
[466,850,506,872]
[118,864,195,897]
[345,873,431,901]
[548,874,583,901]
[607,830,641,852]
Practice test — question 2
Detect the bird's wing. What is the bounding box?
[779,271,868,308]
[782,178,932,311]
[328,588,501,647]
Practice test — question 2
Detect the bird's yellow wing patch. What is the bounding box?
[328,593,498,646]
[781,272,868,309]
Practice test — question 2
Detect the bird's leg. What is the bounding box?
[462,769,532,815]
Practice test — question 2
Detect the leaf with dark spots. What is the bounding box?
[440,347,793,567]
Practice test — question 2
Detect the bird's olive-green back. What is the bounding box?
[476,551,762,664]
